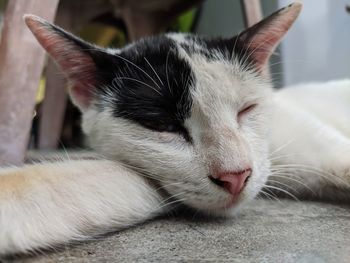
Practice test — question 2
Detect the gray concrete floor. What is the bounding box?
[6,199,350,263]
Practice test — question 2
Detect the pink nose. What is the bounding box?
[215,168,252,195]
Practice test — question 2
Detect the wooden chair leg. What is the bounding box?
[240,0,263,28]
[38,61,68,149]
[0,0,59,166]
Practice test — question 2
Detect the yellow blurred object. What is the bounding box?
[80,24,125,48]
[36,78,46,104]
[95,26,120,47]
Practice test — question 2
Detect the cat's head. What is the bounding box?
[25,3,301,214]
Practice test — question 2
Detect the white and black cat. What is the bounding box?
[1,2,350,255]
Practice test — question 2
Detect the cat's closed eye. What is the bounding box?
[147,122,192,142]
[157,123,181,133]
[237,104,257,120]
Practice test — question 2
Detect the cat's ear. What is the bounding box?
[24,15,113,111]
[235,2,302,72]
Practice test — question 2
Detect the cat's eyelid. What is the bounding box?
[237,104,257,119]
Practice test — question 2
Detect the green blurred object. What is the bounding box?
[171,8,197,32]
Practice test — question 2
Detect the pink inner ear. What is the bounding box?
[244,31,281,71]
[240,3,302,72]
[53,42,97,109]
[25,15,97,110]
[69,81,96,109]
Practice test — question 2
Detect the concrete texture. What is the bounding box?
[4,199,350,263]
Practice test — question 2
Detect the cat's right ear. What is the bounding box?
[233,2,302,73]
[24,15,113,111]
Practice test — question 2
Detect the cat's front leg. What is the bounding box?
[0,160,164,255]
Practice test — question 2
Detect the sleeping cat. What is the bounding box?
[1,2,350,255]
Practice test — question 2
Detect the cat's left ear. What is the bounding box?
[235,2,302,72]
[24,15,115,111]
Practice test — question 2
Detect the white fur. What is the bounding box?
[0,160,163,255]
[268,79,350,198]
[166,32,188,44]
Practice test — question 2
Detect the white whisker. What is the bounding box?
[263,185,299,201]
[113,53,162,90]
[144,57,164,86]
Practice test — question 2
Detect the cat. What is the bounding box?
[1,2,350,256]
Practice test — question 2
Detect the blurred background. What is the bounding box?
[0,0,349,165]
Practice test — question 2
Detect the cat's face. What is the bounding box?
[25,3,301,214]
[81,34,273,213]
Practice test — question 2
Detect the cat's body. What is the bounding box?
[270,79,350,200]
[1,2,349,256]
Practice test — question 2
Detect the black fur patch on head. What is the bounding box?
[95,36,195,139]
[182,34,254,69]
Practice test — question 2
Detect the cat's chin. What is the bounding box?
[181,190,257,217]
[214,196,256,217]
